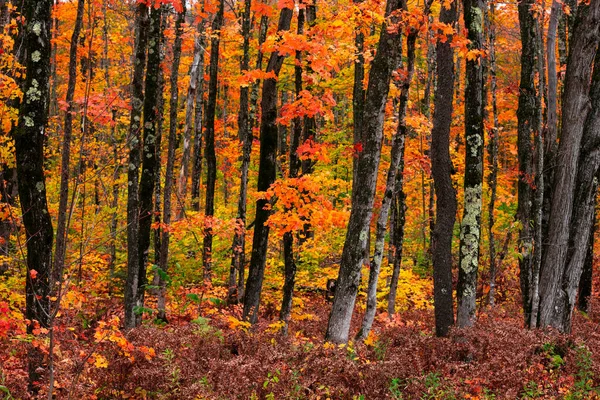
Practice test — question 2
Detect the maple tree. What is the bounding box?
[2,0,600,397]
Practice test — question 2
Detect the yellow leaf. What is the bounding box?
[94,353,109,368]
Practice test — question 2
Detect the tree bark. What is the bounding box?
[578,199,595,313]
[229,0,253,304]
[242,6,294,323]
[358,20,419,340]
[12,0,54,391]
[456,0,486,328]
[203,0,225,282]
[516,0,538,327]
[156,5,185,322]
[124,3,149,329]
[430,0,458,337]
[191,21,207,213]
[324,0,404,343]
[538,1,600,331]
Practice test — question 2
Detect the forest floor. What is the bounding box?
[3,286,600,399]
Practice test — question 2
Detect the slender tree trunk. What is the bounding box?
[456,0,486,328]
[176,35,203,220]
[516,0,538,327]
[487,1,500,307]
[0,167,16,275]
[229,0,253,304]
[325,0,404,343]
[191,24,207,213]
[236,15,269,298]
[358,22,419,340]
[430,0,458,337]
[12,0,54,392]
[203,0,225,282]
[387,168,406,316]
[124,3,149,329]
[242,6,294,323]
[538,1,600,331]
[279,8,305,334]
[157,5,185,322]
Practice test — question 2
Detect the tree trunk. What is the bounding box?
[358,22,419,340]
[203,0,225,282]
[387,168,406,316]
[157,5,185,322]
[124,3,149,329]
[279,7,305,334]
[176,34,203,220]
[12,0,54,392]
[325,0,404,343]
[229,0,253,304]
[516,0,538,327]
[538,1,600,331]
[487,1,500,307]
[242,6,293,323]
[430,0,458,337]
[191,22,207,213]
[133,5,164,326]
[456,0,486,328]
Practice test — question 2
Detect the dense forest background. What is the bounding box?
[1,0,600,398]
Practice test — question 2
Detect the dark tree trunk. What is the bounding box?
[487,1,500,307]
[387,167,406,316]
[124,3,149,329]
[430,0,458,337]
[279,7,305,333]
[157,5,185,322]
[203,0,225,282]
[352,0,365,189]
[0,167,16,275]
[237,14,269,300]
[134,5,164,326]
[538,1,600,331]
[456,0,486,328]
[242,6,293,323]
[12,0,54,392]
[516,0,538,327]
[229,0,253,304]
[325,0,404,344]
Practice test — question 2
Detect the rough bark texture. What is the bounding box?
[430,0,458,337]
[242,7,293,323]
[157,6,185,322]
[358,23,417,340]
[136,5,164,326]
[457,0,486,328]
[538,1,600,331]
[203,0,225,282]
[516,0,538,327]
[124,3,149,329]
[325,0,404,344]
[555,49,600,329]
[229,0,253,304]
[12,0,54,391]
